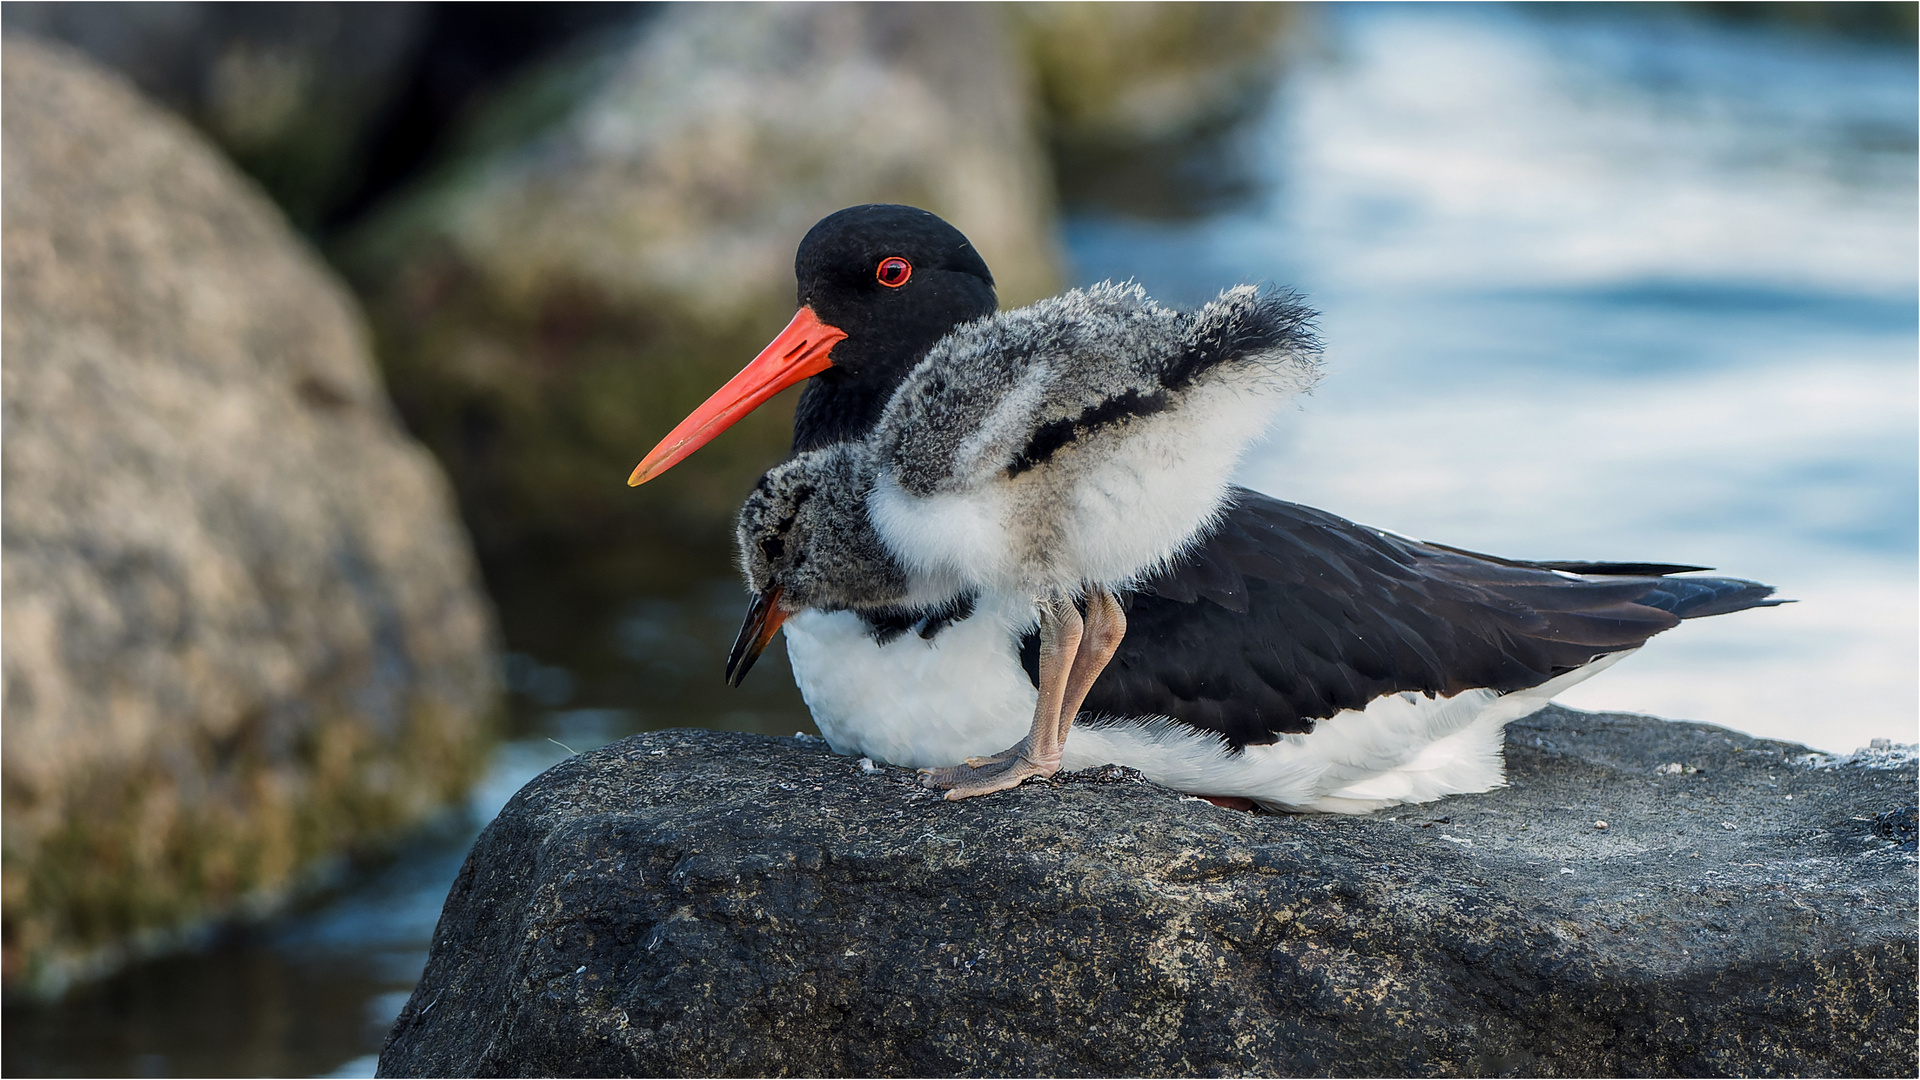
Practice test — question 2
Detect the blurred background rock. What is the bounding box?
[1,37,496,996]
[0,2,645,234]
[1012,2,1301,217]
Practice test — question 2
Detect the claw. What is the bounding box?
[920,755,1054,800]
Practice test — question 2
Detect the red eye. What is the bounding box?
[876,257,912,288]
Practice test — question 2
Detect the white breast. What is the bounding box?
[1048,374,1282,587]
[781,593,1039,768]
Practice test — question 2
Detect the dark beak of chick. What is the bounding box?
[726,586,789,687]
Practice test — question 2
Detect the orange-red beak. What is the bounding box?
[628,307,849,486]
[725,586,790,687]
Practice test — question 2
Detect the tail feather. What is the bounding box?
[1633,575,1786,620]
[1422,542,1712,579]
[1532,560,1711,576]
[1417,540,1785,620]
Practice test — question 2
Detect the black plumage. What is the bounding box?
[1008,487,1783,748]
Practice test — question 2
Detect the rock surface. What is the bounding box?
[342,2,1062,560]
[2,40,498,994]
[380,706,1916,1078]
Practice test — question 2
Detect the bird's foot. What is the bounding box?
[918,750,1057,800]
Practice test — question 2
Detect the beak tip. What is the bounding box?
[625,307,846,488]
[628,456,664,487]
[725,586,788,688]
[723,647,757,688]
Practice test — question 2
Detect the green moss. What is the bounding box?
[2,692,494,996]
[1012,2,1296,143]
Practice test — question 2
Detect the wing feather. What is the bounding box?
[1063,488,1781,747]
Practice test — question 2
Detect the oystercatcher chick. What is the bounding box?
[637,204,1785,812]
[730,283,1320,798]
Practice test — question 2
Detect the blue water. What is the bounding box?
[5,6,1912,1076]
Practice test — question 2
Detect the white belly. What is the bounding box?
[1060,651,1630,813]
[786,601,1631,813]
[782,593,1039,768]
[867,374,1288,597]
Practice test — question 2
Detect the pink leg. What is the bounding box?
[919,594,1084,799]
[919,586,1128,801]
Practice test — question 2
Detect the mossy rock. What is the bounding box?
[1,40,498,995]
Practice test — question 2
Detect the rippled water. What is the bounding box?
[6,6,1912,1076]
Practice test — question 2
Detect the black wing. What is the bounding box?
[1049,488,1782,748]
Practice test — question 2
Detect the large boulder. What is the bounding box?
[1,40,498,995]
[378,706,1916,1077]
[341,2,1062,563]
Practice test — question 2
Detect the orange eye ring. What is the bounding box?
[876,257,912,288]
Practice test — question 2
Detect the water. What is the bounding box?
[1069,3,1917,755]
[6,6,1912,1076]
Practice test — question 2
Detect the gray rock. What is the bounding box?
[379,706,1917,1077]
[1,40,498,995]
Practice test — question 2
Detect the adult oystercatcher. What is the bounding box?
[730,283,1319,797]
[634,205,1783,811]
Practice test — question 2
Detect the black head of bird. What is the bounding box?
[631,204,996,485]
